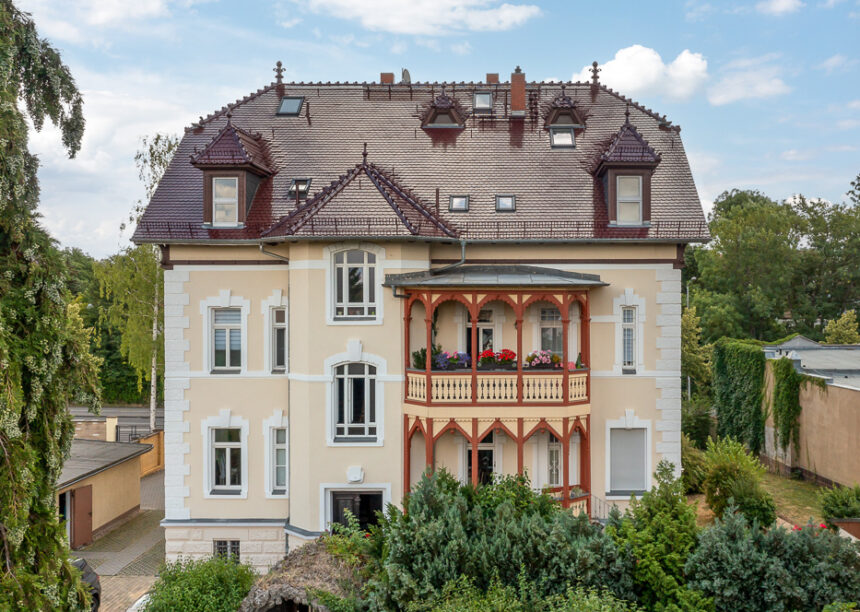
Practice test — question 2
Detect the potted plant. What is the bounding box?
[496,349,516,369]
[525,350,555,369]
[478,349,497,370]
[452,351,471,370]
[820,484,860,537]
[412,344,442,370]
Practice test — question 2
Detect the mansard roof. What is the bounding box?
[133,74,709,245]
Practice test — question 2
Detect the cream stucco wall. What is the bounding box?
[163,238,683,569]
[57,457,141,533]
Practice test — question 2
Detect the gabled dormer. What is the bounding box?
[544,86,586,148]
[420,87,469,129]
[594,109,661,227]
[191,116,275,228]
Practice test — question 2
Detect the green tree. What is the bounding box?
[692,190,799,342]
[96,133,178,429]
[824,310,860,344]
[0,2,102,609]
[681,306,711,399]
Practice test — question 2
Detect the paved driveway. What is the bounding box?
[76,472,164,611]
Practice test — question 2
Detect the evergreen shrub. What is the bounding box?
[681,434,706,494]
[686,510,860,612]
[702,438,774,526]
[143,556,256,612]
[820,485,860,525]
[681,398,713,449]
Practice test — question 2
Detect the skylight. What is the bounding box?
[449,195,469,211]
[288,178,311,200]
[278,96,304,116]
[473,92,493,112]
[550,127,575,148]
[495,195,515,212]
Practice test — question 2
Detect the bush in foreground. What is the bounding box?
[686,509,860,612]
[820,484,860,526]
[702,437,775,527]
[681,433,706,494]
[144,556,256,612]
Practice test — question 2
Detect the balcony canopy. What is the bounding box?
[384,264,608,289]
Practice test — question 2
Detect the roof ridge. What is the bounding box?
[596,84,679,132]
[192,82,280,129]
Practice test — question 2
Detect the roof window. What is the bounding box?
[495,195,515,212]
[550,125,575,148]
[277,96,304,116]
[449,195,469,212]
[288,178,311,201]
[473,92,493,112]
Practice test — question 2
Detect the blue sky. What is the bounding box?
[20,0,860,257]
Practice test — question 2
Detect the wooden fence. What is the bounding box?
[137,430,164,477]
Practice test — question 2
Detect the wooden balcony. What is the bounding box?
[406,369,589,405]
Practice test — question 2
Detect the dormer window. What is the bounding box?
[430,112,457,127]
[473,92,493,112]
[288,178,311,201]
[212,177,239,226]
[277,96,304,116]
[421,89,467,129]
[549,114,577,148]
[449,195,469,212]
[616,176,643,225]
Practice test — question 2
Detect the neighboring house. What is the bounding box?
[762,336,860,487]
[133,65,709,572]
[57,439,152,548]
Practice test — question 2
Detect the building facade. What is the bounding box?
[134,66,709,572]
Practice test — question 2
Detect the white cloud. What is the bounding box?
[756,0,804,14]
[707,55,791,105]
[685,1,715,21]
[848,99,860,109]
[572,45,708,101]
[280,17,302,28]
[451,41,472,55]
[837,119,860,128]
[818,54,858,73]
[818,0,845,7]
[780,148,814,160]
[299,0,541,36]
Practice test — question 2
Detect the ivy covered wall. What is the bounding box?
[712,339,766,453]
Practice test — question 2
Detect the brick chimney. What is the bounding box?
[380,72,395,84]
[510,66,525,118]
[486,73,499,84]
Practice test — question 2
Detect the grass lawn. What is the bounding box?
[687,471,825,527]
[760,470,825,527]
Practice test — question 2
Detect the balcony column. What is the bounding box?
[580,295,591,399]
[425,301,434,404]
[425,417,434,471]
[562,296,570,404]
[471,418,479,487]
[562,417,570,503]
[582,414,591,494]
[470,301,478,403]
[403,415,411,494]
[515,300,524,403]
[517,418,524,475]
[404,298,412,373]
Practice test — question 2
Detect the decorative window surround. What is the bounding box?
[324,340,387,447]
[324,242,385,326]
[200,290,250,374]
[319,482,392,531]
[201,410,249,499]
[262,290,289,374]
[605,409,652,500]
[263,410,289,498]
[612,289,646,375]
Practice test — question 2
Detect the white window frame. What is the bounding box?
[549,127,575,148]
[616,175,643,226]
[324,343,388,446]
[539,307,563,354]
[202,410,248,499]
[529,303,578,357]
[605,410,652,500]
[547,434,561,487]
[622,306,636,372]
[263,410,289,498]
[200,291,250,375]
[262,289,289,374]
[272,308,287,371]
[333,362,378,442]
[325,243,384,326]
[473,91,493,112]
[212,176,239,228]
[612,289,645,376]
[211,427,242,493]
[449,195,469,212]
[212,308,242,371]
[319,483,392,531]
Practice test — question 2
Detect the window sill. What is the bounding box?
[203,223,245,229]
[608,222,651,228]
[606,490,646,500]
[333,436,378,444]
[210,369,241,375]
[622,368,637,375]
[209,489,242,496]
[271,368,287,375]
[271,489,287,496]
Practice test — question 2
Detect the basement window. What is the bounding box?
[277,96,304,116]
[288,178,311,201]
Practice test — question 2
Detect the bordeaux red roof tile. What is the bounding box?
[597,113,661,168]
[133,78,709,244]
[190,120,274,175]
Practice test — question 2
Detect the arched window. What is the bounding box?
[334,250,377,320]
[334,363,377,441]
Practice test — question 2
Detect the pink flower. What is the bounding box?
[820,523,827,529]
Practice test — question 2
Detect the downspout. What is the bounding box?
[430,239,467,275]
[259,242,290,264]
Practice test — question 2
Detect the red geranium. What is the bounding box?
[496,349,516,363]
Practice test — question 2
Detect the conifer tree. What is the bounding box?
[1,2,101,609]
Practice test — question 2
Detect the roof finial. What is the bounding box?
[226,111,233,125]
[362,142,368,163]
[625,103,630,123]
[561,84,566,95]
[274,61,285,84]
[590,61,601,85]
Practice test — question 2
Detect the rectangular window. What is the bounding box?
[272,307,287,371]
[609,428,647,493]
[213,539,240,561]
[288,178,311,201]
[547,434,561,487]
[212,428,241,492]
[616,175,643,225]
[473,92,493,112]
[334,250,377,319]
[449,195,469,211]
[272,427,287,495]
[550,127,575,148]
[540,308,563,354]
[212,177,239,227]
[622,307,636,372]
[334,363,377,441]
[213,308,241,370]
[495,195,515,212]
[277,96,304,116]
